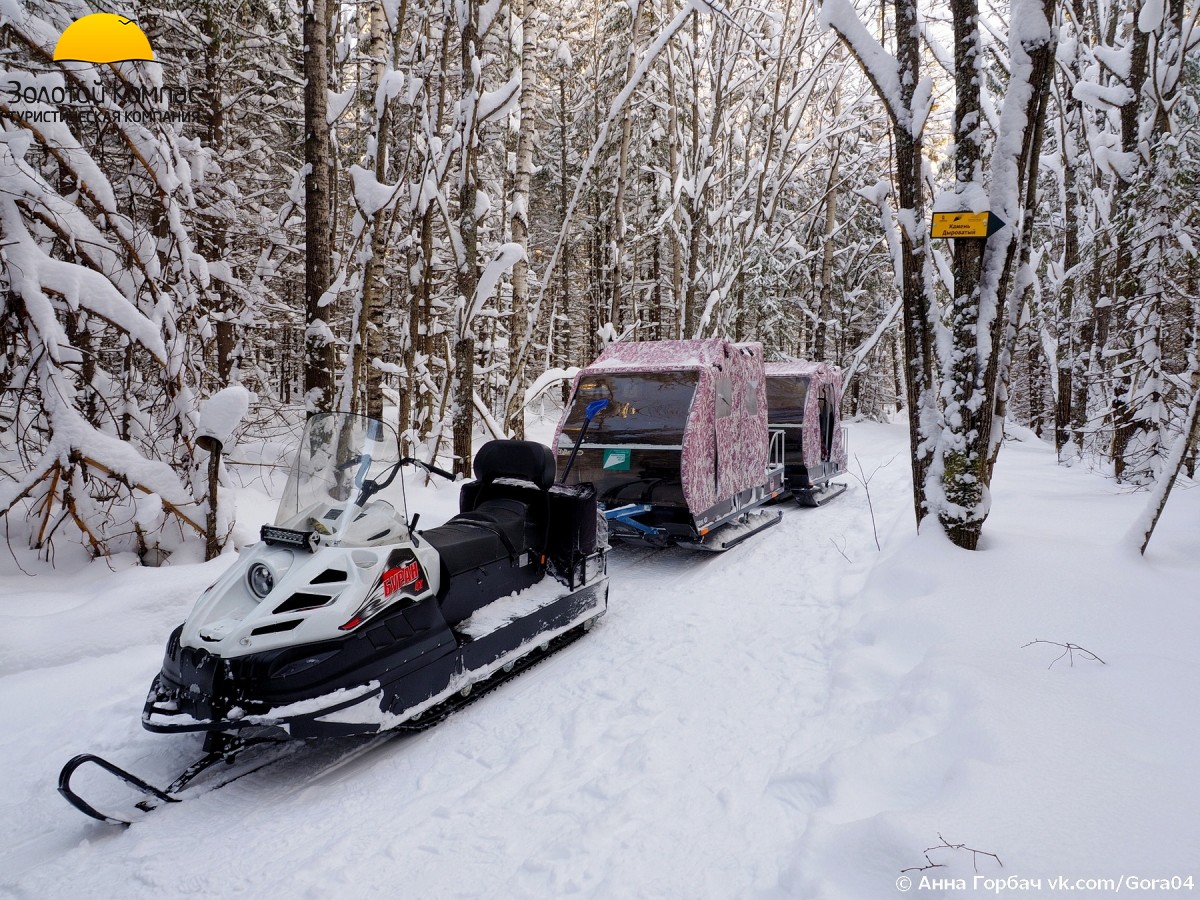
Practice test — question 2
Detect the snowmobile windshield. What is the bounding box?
[766,375,810,425]
[276,413,408,547]
[560,371,697,447]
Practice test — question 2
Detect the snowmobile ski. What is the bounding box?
[57,736,300,826]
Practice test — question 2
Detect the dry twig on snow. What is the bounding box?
[1022,639,1106,669]
[901,833,1003,874]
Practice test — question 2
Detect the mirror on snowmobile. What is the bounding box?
[335,453,364,471]
[354,458,403,508]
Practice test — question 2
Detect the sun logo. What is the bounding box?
[53,13,155,65]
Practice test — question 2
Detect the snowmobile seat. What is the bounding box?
[438,498,533,562]
[422,504,543,624]
[422,511,518,576]
[420,440,557,625]
[460,440,554,502]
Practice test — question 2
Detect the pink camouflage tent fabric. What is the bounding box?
[555,339,772,521]
[763,360,848,483]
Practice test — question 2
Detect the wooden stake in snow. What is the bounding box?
[196,387,250,561]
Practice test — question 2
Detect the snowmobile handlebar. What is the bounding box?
[353,456,456,508]
[398,457,456,481]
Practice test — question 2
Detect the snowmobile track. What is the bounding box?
[394,613,598,731]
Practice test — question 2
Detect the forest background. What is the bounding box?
[1,0,1198,561]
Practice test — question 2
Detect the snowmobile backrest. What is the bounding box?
[460,439,557,517]
[471,440,557,491]
[455,440,556,559]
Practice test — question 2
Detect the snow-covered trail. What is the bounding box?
[0,424,910,899]
[8,422,1199,898]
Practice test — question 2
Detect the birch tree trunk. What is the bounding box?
[666,46,683,340]
[934,0,991,549]
[607,2,643,332]
[403,13,453,453]
[1110,22,1150,480]
[304,0,336,414]
[558,46,573,387]
[452,0,480,477]
[199,3,237,387]
[814,134,840,361]
[892,0,936,529]
[1054,29,1084,457]
[364,0,397,421]
[1131,366,1200,554]
[505,0,538,439]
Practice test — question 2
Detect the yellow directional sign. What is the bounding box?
[930,211,1005,239]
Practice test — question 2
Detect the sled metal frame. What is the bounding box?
[602,465,786,551]
[602,504,661,537]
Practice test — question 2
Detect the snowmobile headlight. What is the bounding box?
[247,562,275,598]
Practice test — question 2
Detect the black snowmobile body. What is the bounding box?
[58,413,613,825]
[142,426,608,740]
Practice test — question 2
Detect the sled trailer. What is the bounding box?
[556,339,784,549]
[764,361,848,506]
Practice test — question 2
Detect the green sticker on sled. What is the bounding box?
[602,448,631,471]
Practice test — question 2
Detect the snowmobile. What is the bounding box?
[59,412,609,824]
[555,339,785,551]
[764,362,849,507]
